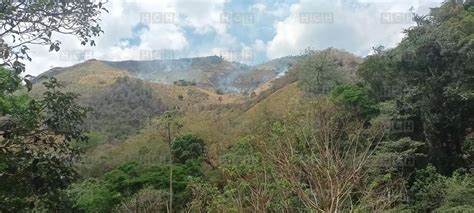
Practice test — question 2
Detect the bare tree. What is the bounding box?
[223,155,273,212]
[115,188,166,213]
[259,98,385,212]
[157,109,182,213]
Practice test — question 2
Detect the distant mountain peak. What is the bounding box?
[33,50,360,94]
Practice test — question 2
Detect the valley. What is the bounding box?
[1,1,473,212]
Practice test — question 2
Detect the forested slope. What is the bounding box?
[1,1,473,212]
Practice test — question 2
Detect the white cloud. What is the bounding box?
[175,0,227,35]
[265,0,443,59]
[253,39,266,52]
[251,3,267,13]
[23,0,226,75]
[20,0,445,76]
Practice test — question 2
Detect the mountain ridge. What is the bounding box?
[34,55,303,94]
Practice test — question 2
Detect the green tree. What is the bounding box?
[357,1,474,174]
[0,1,106,210]
[186,137,294,212]
[330,83,379,119]
[69,161,203,212]
[357,46,406,102]
[436,172,474,212]
[185,178,221,212]
[0,0,107,75]
[68,179,120,212]
[0,72,90,211]
[85,76,165,139]
[297,48,342,96]
[392,1,473,173]
[171,134,206,164]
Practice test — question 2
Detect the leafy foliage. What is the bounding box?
[171,134,206,164]
[354,2,474,211]
[114,187,166,212]
[68,179,120,212]
[0,68,90,211]
[69,161,203,212]
[186,137,296,212]
[411,166,474,212]
[297,48,343,96]
[2,1,474,212]
[0,0,106,75]
[359,1,474,174]
[85,76,166,139]
[330,83,379,119]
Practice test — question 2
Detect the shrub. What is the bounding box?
[171,134,206,164]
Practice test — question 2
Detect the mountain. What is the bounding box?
[105,56,238,91]
[103,55,302,93]
[30,49,361,142]
[27,48,365,182]
[32,55,298,108]
[35,55,301,94]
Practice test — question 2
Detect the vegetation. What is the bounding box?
[0,0,106,211]
[68,161,203,212]
[84,76,166,140]
[297,48,343,96]
[173,80,197,86]
[171,134,206,164]
[330,84,379,119]
[0,0,106,79]
[1,0,473,212]
[0,68,90,211]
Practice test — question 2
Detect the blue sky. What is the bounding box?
[25,0,443,75]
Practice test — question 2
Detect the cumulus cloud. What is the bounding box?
[174,0,227,34]
[265,0,443,59]
[21,0,444,76]
[23,0,226,75]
